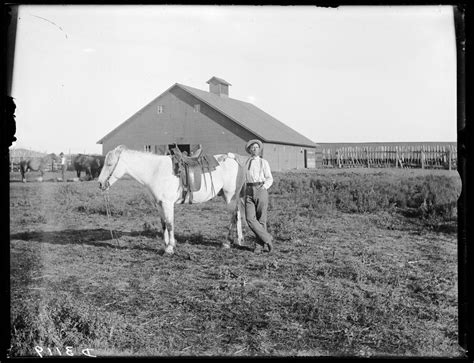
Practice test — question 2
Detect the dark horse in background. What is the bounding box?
[19,153,60,182]
[73,154,105,180]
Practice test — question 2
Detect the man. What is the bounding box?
[244,139,274,252]
[59,152,67,181]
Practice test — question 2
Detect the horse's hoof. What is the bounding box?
[233,238,243,247]
[164,246,174,255]
[264,240,273,253]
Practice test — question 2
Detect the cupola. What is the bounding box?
[206,76,231,98]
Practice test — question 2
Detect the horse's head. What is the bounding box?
[98,145,127,190]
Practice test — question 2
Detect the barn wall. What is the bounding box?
[263,143,310,171]
[102,87,255,156]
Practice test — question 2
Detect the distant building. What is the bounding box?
[97,77,319,171]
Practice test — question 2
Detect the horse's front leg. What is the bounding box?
[161,201,176,254]
[161,218,169,244]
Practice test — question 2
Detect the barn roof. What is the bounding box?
[98,82,317,148]
[178,84,316,147]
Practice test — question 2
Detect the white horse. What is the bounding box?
[98,145,246,254]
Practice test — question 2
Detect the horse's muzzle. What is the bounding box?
[98,180,109,191]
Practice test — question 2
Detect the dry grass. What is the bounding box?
[9,168,465,357]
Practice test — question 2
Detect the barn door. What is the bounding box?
[305,149,316,168]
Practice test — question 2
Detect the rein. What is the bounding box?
[101,148,124,246]
[103,191,121,247]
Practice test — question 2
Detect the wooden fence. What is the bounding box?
[322,145,457,170]
[9,155,74,172]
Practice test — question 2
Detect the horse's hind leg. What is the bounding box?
[161,201,176,254]
[224,210,236,249]
[225,203,244,248]
[223,194,244,248]
[235,199,244,245]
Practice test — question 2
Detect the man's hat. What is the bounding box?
[59,152,64,156]
[245,139,263,154]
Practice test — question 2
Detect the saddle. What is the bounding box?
[171,145,219,204]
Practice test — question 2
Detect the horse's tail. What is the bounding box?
[236,160,246,199]
[232,158,247,221]
[225,156,246,202]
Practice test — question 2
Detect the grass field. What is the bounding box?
[9,168,465,357]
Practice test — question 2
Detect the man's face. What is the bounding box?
[249,143,260,156]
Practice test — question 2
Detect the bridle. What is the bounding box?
[101,147,123,190]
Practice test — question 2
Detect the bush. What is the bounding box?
[271,171,460,222]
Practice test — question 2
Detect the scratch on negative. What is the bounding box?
[30,14,68,39]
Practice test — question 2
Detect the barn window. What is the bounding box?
[193,104,200,113]
[144,145,152,152]
[157,105,164,114]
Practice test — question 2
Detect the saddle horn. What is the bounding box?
[171,143,182,156]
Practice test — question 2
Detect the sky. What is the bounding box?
[10,5,457,154]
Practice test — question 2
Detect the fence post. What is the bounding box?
[421,146,425,169]
[448,147,452,171]
[382,146,386,167]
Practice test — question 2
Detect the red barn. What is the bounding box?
[97,77,319,171]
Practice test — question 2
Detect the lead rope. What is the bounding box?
[103,191,120,247]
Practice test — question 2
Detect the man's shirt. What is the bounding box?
[246,156,273,190]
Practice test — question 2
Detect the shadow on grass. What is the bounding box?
[232,244,255,252]
[10,228,248,251]
[181,233,257,252]
[10,229,155,251]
